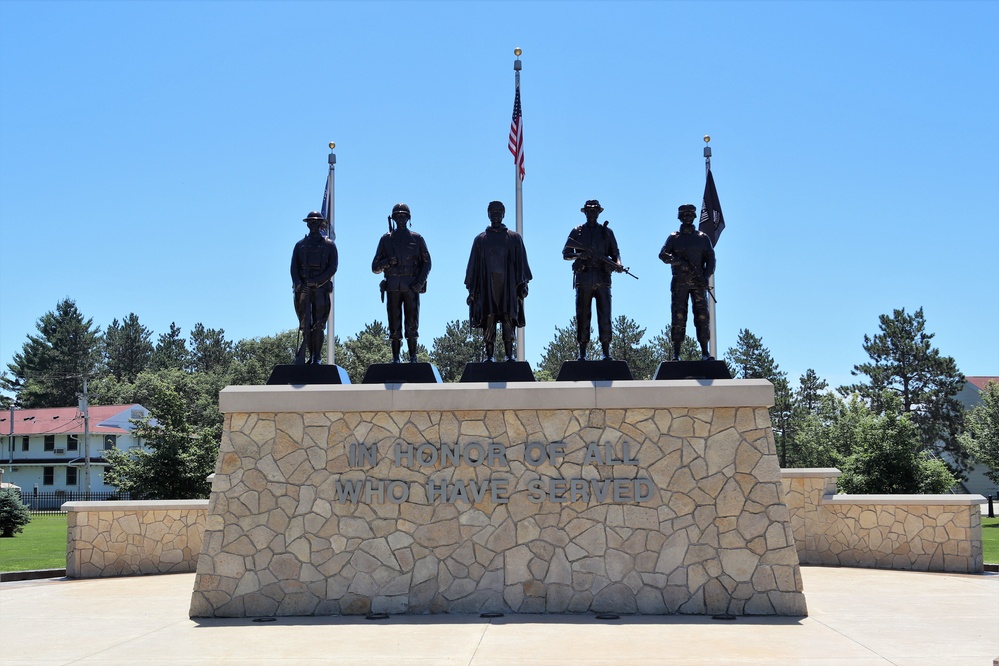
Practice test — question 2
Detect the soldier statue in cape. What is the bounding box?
[464,201,532,362]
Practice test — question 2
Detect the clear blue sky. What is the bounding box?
[1,1,996,392]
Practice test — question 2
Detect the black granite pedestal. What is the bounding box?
[556,359,633,381]
[266,364,351,385]
[362,363,442,384]
[654,360,732,380]
[459,361,535,383]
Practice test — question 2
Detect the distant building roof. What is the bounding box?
[966,376,998,391]
[0,405,148,436]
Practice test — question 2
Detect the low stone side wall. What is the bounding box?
[64,500,208,578]
[780,469,984,573]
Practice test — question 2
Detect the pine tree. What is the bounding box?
[2,298,102,407]
[104,313,153,382]
[187,323,233,375]
[339,321,394,383]
[797,368,829,413]
[724,329,795,465]
[149,323,188,371]
[609,316,657,379]
[649,326,701,363]
[841,307,966,466]
[538,317,595,379]
[429,320,485,382]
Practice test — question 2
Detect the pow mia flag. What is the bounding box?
[699,169,725,247]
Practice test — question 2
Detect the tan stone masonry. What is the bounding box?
[781,469,984,573]
[189,381,808,617]
[64,500,205,578]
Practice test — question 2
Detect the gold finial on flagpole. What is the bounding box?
[329,141,335,150]
[514,47,522,57]
[703,135,710,144]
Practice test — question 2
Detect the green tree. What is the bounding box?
[958,380,999,484]
[793,394,862,468]
[797,368,829,413]
[2,298,102,407]
[538,317,595,379]
[840,307,966,466]
[429,320,484,382]
[609,316,657,380]
[837,395,956,494]
[723,329,797,465]
[725,329,782,380]
[94,368,224,431]
[0,488,31,538]
[339,321,395,383]
[649,326,701,364]
[229,329,299,385]
[149,322,188,371]
[103,380,217,499]
[187,323,233,375]
[103,313,153,382]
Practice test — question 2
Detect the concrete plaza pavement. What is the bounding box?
[1,566,996,665]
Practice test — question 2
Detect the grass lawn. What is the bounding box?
[983,517,998,565]
[0,514,67,572]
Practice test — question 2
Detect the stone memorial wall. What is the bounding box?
[190,380,807,617]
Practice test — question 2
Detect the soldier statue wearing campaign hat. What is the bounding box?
[562,199,625,361]
[659,204,716,360]
[371,203,432,363]
[291,211,338,364]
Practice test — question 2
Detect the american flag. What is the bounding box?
[508,86,525,180]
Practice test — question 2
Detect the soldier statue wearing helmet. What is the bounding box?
[291,211,338,364]
[562,199,625,361]
[371,203,432,362]
[659,204,716,360]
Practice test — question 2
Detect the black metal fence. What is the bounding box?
[17,491,132,514]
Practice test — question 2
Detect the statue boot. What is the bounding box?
[504,340,515,362]
[484,342,494,362]
[601,341,612,361]
[310,334,324,364]
[700,342,713,362]
[578,343,587,361]
[671,337,684,361]
[407,338,418,363]
[391,340,402,363]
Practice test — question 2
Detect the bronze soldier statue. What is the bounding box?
[465,201,532,362]
[562,200,624,361]
[659,204,716,360]
[291,211,338,364]
[371,203,432,363]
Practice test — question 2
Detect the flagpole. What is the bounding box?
[513,48,525,361]
[326,142,336,365]
[704,135,717,360]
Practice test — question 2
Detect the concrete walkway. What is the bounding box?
[1,567,996,665]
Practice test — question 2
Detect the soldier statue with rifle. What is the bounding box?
[562,200,636,361]
[291,211,338,365]
[659,203,716,361]
[371,203,432,363]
